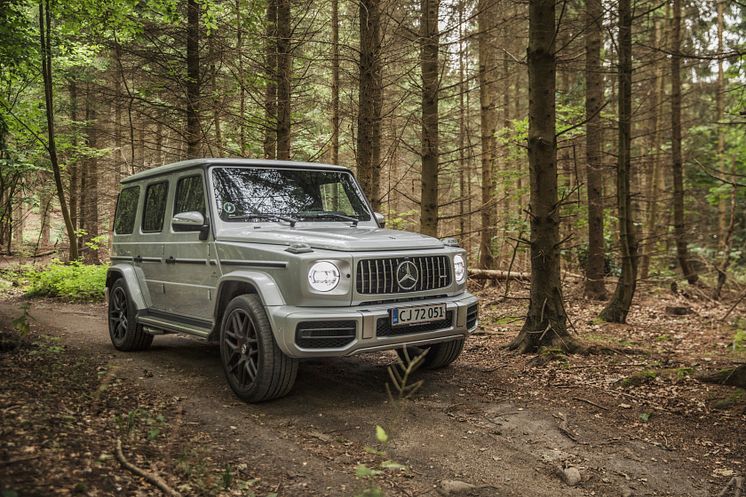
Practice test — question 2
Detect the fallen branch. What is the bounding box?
[469,268,583,281]
[572,397,609,411]
[697,365,746,389]
[717,476,743,497]
[115,438,182,497]
[721,290,746,321]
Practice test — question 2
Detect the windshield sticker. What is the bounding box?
[223,202,236,215]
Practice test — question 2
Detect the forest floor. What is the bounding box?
[0,280,744,497]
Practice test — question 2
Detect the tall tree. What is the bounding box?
[39,0,78,261]
[600,0,637,323]
[276,0,291,159]
[357,0,383,210]
[583,0,607,300]
[477,0,497,269]
[670,0,697,284]
[509,0,576,353]
[330,0,339,165]
[263,0,277,159]
[420,0,440,237]
[185,0,201,158]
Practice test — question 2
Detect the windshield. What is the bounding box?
[211,167,372,222]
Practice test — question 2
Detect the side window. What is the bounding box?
[174,175,206,215]
[114,186,140,234]
[142,181,169,233]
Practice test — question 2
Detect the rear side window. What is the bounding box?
[174,175,205,215]
[114,186,140,234]
[142,181,169,233]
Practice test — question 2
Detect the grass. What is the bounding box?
[0,260,108,302]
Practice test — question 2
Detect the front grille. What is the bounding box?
[295,320,356,349]
[376,311,453,337]
[356,256,451,295]
[466,304,479,329]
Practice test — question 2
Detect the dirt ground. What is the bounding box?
[0,281,744,497]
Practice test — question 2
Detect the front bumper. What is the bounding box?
[266,292,479,358]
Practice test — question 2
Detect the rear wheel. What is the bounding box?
[220,294,298,402]
[397,338,465,370]
[108,279,153,351]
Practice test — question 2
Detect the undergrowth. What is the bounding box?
[0,260,107,302]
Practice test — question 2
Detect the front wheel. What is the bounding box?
[397,338,465,370]
[108,279,153,351]
[220,294,298,402]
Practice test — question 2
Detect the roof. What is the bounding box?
[121,158,352,184]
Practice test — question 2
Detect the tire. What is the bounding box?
[397,338,465,370]
[220,294,298,402]
[108,279,153,351]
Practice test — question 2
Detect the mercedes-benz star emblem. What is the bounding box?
[396,261,419,290]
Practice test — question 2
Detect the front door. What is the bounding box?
[162,172,217,321]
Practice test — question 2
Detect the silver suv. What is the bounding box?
[106,159,479,402]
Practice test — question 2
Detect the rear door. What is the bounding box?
[137,180,170,311]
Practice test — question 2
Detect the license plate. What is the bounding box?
[391,303,446,327]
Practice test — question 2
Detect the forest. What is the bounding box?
[0,0,745,496]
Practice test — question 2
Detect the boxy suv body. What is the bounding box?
[107,159,479,401]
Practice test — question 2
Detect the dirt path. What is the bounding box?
[0,297,734,496]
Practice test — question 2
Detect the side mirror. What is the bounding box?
[374,212,385,228]
[172,211,209,239]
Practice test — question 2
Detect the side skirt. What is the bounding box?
[136,309,213,340]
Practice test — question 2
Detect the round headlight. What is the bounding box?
[454,254,466,284]
[308,261,340,292]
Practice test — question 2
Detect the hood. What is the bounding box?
[216,225,444,252]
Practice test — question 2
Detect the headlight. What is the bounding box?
[308,261,340,292]
[454,254,466,284]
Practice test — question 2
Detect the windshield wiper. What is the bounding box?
[228,213,297,227]
[300,212,359,227]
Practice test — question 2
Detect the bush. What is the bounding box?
[25,260,108,302]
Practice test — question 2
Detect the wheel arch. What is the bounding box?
[106,265,147,310]
[210,271,285,342]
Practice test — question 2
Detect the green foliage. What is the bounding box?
[732,329,746,353]
[11,302,31,335]
[22,260,107,301]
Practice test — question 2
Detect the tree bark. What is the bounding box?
[356,0,383,210]
[185,0,201,159]
[330,0,339,165]
[670,0,697,284]
[236,0,246,155]
[600,0,638,323]
[583,0,607,300]
[39,0,78,261]
[477,0,498,269]
[419,0,439,237]
[263,0,277,159]
[509,0,576,353]
[276,0,291,160]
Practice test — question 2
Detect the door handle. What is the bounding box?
[133,255,143,263]
[165,256,176,265]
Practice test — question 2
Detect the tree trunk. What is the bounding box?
[12,199,23,252]
[457,1,466,244]
[420,0,439,237]
[39,0,78,261]
[583,0,607,300]
[68,80,79,235]
[670,0,697,284]
[276,0,291,160]
[600,0,637,323]
[331,0,339,165]
[185,0,201,158]
[477,0,498,269]
[356,0,383,210]
[509,0,576,353]
[716,0,727,245]
[83,88,99,264]
[237,0,246,155]
[640,18,663,280]
[263,0,277,159]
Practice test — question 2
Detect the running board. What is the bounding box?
[136,311,212,339]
